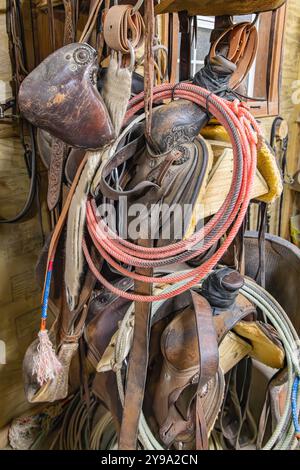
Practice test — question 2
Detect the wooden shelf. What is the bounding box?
[155,0,286,16]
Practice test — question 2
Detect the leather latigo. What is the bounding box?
[47,137,67,210]
[19,43,115,149]
[37,127,86,186]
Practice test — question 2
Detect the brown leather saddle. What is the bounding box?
[19,42,115,150]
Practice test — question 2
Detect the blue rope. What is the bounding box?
[41,264,53,321]
[292,376,300,437]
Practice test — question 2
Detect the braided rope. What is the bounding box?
[83,83,259,302]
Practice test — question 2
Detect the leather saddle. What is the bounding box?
[18,42,115,150]
[96,99,211,246]
[83,267,284,449]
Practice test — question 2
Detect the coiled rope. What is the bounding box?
[83,83,260,302]
[101,276,300,450]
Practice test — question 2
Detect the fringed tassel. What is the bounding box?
[32,260,62,386]
[32,330,62,386]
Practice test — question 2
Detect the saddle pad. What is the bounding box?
[233,321,285,369]
[201,123,283,203]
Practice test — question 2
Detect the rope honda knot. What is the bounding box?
[229,100,258,146]
[230,98,244,117]
[243,117,258,146]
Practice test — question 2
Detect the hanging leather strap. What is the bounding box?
[103,4,145,53]
[209,21,258,90]
[178,10,191,81]
[47,0,56,51]
[1,1,38,224]
[257,202,267,288]
[158,291,220,449]
[63,0,76,44]
[47,137,67,211]
[118,240,154,450]
[0,123,37,224]
[47,0,75,212]
[79,0,104,43]
[174,292,218,449]
[144,0,154,144]
[119,3,155,448]
[192,292,219,391]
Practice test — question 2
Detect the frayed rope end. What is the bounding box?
[32,330,62,386]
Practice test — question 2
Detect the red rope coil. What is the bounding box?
[83,83,259,302]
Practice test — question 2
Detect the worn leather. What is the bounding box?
[149,99,208,153]
[257,368,289,449]
[19,43,115,149]
[244,231,300,334]
[103,4,145,54]
[47,137,67,210]
[209,21,258,90]
[98,114,210,245]
[153,293,256,448]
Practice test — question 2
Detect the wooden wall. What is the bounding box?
[260,0,300,238]
[0,0,49,431]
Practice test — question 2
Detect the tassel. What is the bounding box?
[32,260,62,386]
[32,330,62,386]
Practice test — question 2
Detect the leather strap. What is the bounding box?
[0,123,37,224]
[98,132,150,200]
[196,394,209,450]
[47,137,67,211]
[168,13,179,84]
[42,151,89,298]
[118,239,153,450]
[218,358,256,449]
[257,202,267,289]
[209,21,258,90]
[103,4,145,54]
[1,2,38,224]
[47,0,56,52]
[173,292,218,450]
[178,10,191,81]
[144,0,155,145]
[119,1,155,442]
[63,0,76,44]
[79,0,104,44]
